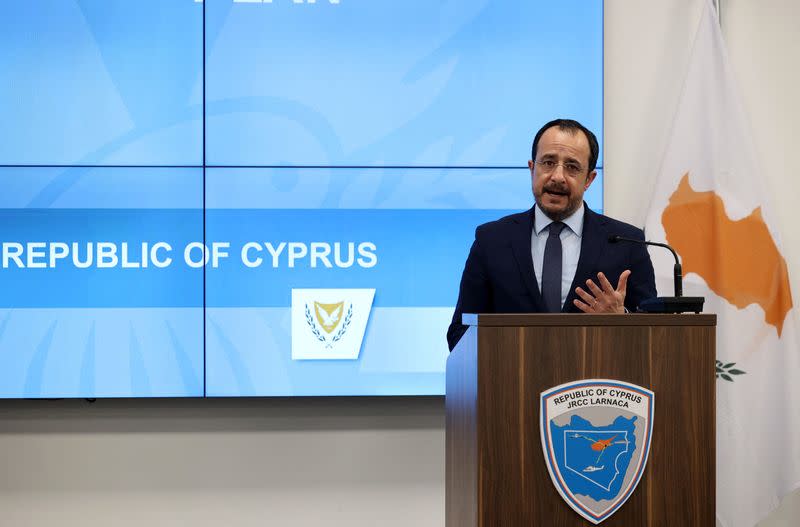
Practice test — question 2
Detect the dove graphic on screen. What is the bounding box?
[314,301,343,333]
[292,289,375,360]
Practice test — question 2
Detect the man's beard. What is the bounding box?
[535,186,579,222]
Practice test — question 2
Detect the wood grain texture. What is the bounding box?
[445,314,716,526]
[647,325,716,526]
[463,313,716,327]
[446,326,478,527]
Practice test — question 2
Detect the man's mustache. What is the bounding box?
[543,184,570,194]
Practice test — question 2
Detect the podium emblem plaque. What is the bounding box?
[540,379,654,524]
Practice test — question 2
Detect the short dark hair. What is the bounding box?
[531,119,599,172]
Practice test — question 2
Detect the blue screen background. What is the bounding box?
[0,0,603,397]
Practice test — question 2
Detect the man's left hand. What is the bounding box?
[574,270,630,314]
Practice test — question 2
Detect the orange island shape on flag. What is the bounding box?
[661,174,793,336]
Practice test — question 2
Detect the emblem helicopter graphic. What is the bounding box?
[569,433,631,473]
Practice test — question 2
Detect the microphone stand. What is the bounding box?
[609,235,704,314]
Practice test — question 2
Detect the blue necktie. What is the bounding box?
[542,222,566,313]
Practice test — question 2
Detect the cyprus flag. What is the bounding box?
[644,2,799,526]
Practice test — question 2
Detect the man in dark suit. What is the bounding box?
[447,119,656,351]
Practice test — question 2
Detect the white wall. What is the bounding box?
[0,398,445,526]
[1,1,798,526]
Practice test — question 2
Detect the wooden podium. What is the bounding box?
[446,313,716,526]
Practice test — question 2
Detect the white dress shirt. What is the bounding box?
[531,204,585,310]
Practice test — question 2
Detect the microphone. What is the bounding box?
[608,235,683,296]
[608,235,704,314]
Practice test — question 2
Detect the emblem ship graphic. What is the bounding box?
[570,433,630,473]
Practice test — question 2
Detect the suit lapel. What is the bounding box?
[563,207,608,312]
[510,208,544,308]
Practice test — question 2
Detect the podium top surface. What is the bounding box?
[462,313,716,327]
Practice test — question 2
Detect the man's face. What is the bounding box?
[528,126,597,221]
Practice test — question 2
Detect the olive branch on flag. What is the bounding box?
[716,360,746,382]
